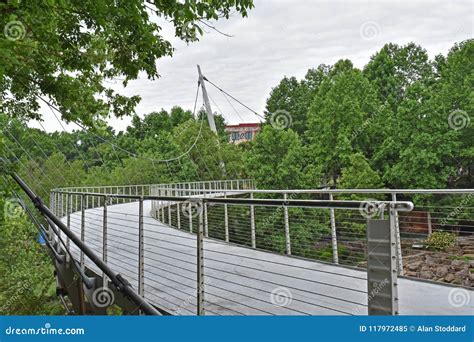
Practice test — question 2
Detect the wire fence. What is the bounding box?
[50,181,474,316]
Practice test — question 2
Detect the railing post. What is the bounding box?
[250,192,256,248]
[102,196,108,287]
[161,190,165,222]
[80,194,85,270]
[283,193,291,255]
[168,200,172,225]
[224,193,229,243]
[366,207,399,315]
[197,199,205,315]
[177,202,181,230]
[66,193,71,262]
[189,202,193,233]
[427,211,432,236]
[391,193,403,275]
[329,193,339,264]
[204,202,209,238]
[138,197,145,298]
[57,193,62,253]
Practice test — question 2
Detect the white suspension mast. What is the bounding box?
[197,65,218,134]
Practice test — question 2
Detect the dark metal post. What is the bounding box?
[138,197,145,297]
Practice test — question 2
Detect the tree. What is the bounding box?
[306,64,380,185]
[245,126,306,189]
[374,39,473,189]
[264,65,330,137]
[0,0,254,126]
[364,43,434,110]
[339,153,383,189]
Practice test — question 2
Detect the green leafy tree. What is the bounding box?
[339,153,383,189]
[0,0,254,125]
[264,65,330,137]
[245,126,306,189]
[364,42,434,110]
[306,64,380,185]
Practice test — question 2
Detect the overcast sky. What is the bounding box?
[34,0,473,132]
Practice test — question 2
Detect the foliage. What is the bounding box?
[426,231,456,251]
[244,125,306,189]
[339,153,383,189]
[306,63,380,185]
[0,0,253,125]
[0,208,63,314]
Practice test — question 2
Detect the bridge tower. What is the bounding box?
[197,65,218,134]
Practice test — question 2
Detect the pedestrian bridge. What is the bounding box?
[38,179,472,316]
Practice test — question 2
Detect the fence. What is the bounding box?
[50,180,420,315]
[148,183,474,288]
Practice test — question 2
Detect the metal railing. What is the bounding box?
[149,185,474,286]
[49,180,425,315]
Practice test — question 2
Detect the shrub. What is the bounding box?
[426,231,456,251]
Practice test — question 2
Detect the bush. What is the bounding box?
[426,231,456,251]
[0,207,63,315]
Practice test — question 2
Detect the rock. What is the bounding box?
[444,273,455,282]
[407,262,422,271]
[462,253,474,259]
[452,259,464,267]
[463,279,471,287]
[420,271,434,279]
[436,266,449,277]
[425,255,436,264]
[421,265,431,272]
[405,271,417,277]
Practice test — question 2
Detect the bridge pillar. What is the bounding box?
[197,199,205,315]
[366,211,399,315]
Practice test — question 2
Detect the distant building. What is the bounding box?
[225,123,261,144]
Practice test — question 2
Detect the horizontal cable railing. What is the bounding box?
[51,182,474,290]
[50,180,435,315]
